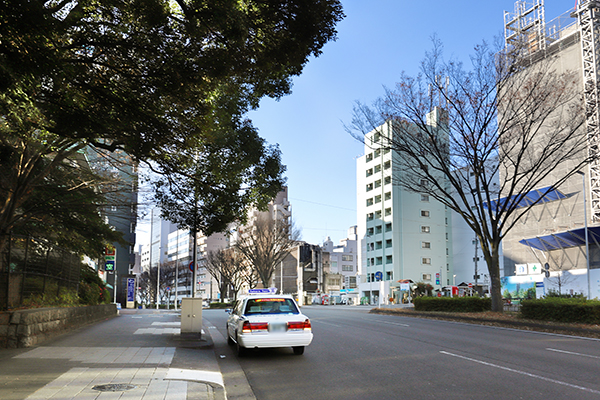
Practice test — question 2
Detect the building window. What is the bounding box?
[366,168,373,177]
[422,241,431,249]
[375,210,382,219]
[386,239,392,248]
[367,198,373,206]
[376,257,383,265]
[366,153,373,162]
[385,176,391,185]
[385,207,391,216]
[367,228,374,236]
[374,179,382,188]
[367,212,374,221]
[374,149,381,158]
[342,265,353,271]
[374,165,381,173]
[421,194,430,202]
[421,226,430,233]
[386,271,393,280]
[366,183,373,192]
[422,257,431,265]
[384,161,391,169]
[386,255,393,264]
[375,195,381,203]
[421,210,430,218]
[347,276,357,288]
[385,222,392,232]
[376,241,382,250]
[385,192,391,200]
[342,255,353,261]
[375,225,382,234]
[423,273,431,281]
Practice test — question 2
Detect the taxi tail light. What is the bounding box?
[288,319,311,331]
[242,321,269,333]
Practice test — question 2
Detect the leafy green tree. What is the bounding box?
[3,140,125,256]
[0,0,344,257]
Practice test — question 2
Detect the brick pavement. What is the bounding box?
[0,309,226,400]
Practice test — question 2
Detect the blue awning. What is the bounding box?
[519,226,600,251]
[486,186,567,211]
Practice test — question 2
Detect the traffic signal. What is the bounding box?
[544,263,550,278]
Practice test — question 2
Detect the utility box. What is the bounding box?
[181,297,203,333]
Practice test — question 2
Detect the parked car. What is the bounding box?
[226,293,313,356]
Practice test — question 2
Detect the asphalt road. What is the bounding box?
[203,305,600,400]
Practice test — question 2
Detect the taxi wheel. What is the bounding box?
[226,326,234,345]
[292,346,304,355]
[236,334,247,357]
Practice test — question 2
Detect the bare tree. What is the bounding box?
[204,248,248,302]
[348,39,590,312]
[137,263,176,306]
[235,214,301,288]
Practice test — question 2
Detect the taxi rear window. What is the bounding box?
[244,298,299,315]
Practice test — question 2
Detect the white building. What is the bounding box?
[149,207,177,269]
[321,226,359,300]
[357,109,453,305]
[166,228,229,303]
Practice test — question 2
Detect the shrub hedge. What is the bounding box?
[413,296,492,312]
[521,298,600,324]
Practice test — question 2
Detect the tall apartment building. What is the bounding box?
[149,208,177,269]
[321,226,359,301]
[86,147,138,305]
[357,109,453,304]
[501,1,600,298]
[166,228,228,302]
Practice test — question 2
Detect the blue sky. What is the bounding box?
[136,1,574,248]
[246,0,574,246]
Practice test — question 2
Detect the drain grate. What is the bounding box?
[92,384,137,392]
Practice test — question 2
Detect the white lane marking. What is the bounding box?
[547,348,600,360]
[312,320,342,328]
[372,319,410,327]
[441,351,600,394]
[165,368,224,387]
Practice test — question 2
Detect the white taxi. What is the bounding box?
[226,290,313,356]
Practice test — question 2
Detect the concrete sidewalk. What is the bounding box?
[0,309,226,400]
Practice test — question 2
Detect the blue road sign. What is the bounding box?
[127,278,135,301]
[105,260,115,271]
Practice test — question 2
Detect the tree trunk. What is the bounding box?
[489,243,503,312]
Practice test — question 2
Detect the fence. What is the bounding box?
[0,234,81,310]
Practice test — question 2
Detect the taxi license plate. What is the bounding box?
[269,322,287,332]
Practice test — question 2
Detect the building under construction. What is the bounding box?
[502,0,600,298]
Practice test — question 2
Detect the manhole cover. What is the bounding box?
[92,384,137,392]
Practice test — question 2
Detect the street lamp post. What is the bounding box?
[576,170,591,300]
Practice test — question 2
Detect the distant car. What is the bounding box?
[226,293,313,356]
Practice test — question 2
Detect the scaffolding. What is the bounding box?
[504,0,546,54]
[577,0,600,223]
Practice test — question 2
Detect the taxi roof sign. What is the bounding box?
[248,288,278,295]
